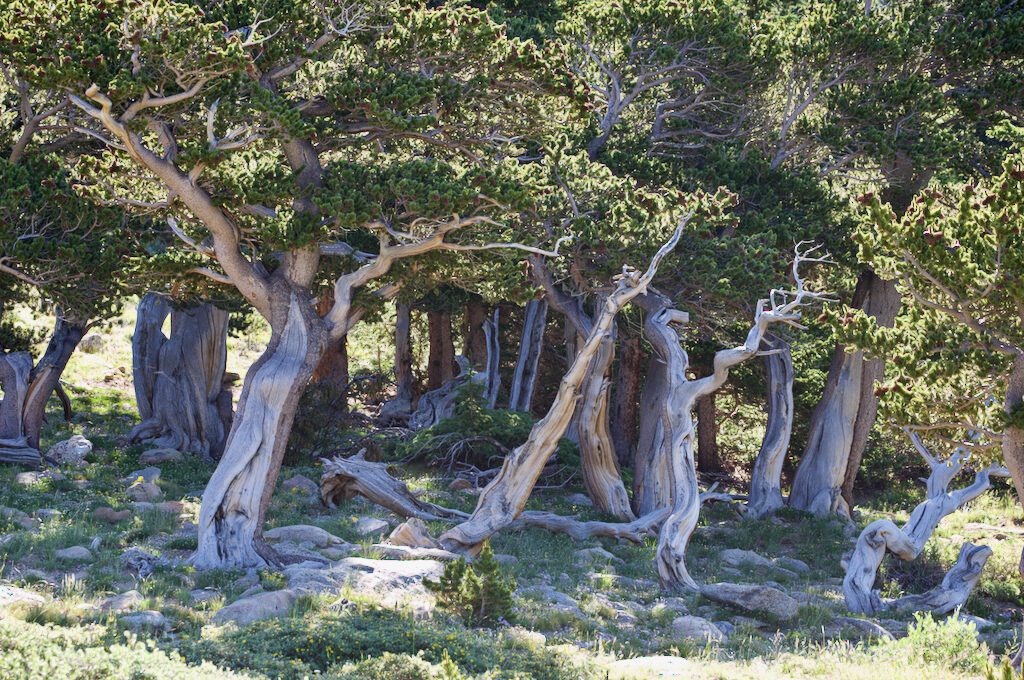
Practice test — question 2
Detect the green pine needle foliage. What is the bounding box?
[424,542,516,627]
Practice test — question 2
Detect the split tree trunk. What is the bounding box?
[440,228,685,554]
[789,270,899,516]
[379,301,414,423]
[463,298,489,370]
[508,298,547,412]
[611,334,642,468]
[746,334,793,518]
[193,289,327,569]
[427,310,455,390]
[130,295,233,458]
[480,309,501,409]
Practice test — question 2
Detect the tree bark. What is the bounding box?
[311,290,349,408]
[22,313,85,450]
[789,270,900,516]
[0,351,40,467]
[463,298,489,370]
[746,334,793,518]
[409,357,472,430]
[193,288,327,569]
[132,293,171,424]
[695,391,720,473]
[508,298,547,412]
[611,334,642,468]
[130,296,233,458]
[379,301,414,423]
[427,310,455,390]
[481,308,501,409]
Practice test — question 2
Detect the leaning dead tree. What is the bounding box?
[843,428,1008,615]
[129,293,233,458]
[746,333,794,518]
[508,298,548,412]
[531,260,634,520]
[650,243,831,591]
[438,221,686,554]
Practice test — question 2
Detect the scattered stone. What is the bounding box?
[190,588,221,604]
[775,557,811,574]
[212,589,297,626]
[119,610,168,632]
[493,554,519,567]
[156,501,184,515]
[139,448,183,465]
[55,546,93,563]
[0,585,45,608]
[386,518,440,549]
[353,517,389,537]
[957,614,995,630]
[285,557,445,615]
[731,615,768,630]
[521,585,584,617]
[651,597,689,617]
[45,435,93,467]
[320,545,358,560]
[715,621,735,636]
[232,571,260,591]
[127,481,163,502]
[829,616,895,641]
[265,524,344,548]
[120,547,169,577]
[448,479,473,491]
[124,467,162,484]
[79,334,105,353]
[566,493,593,507]
[34,508,60,520]
[574,547,625,566]
[0,507,26,520]
[16,516,40,531]
[100,590,144,613]
[281,474,319,495]
[671,615,724,643]
[700,582,799,622]
[93,507,131,523]
[720,548,774,570]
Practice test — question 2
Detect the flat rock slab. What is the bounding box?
[139,449,183,465]
[265,524,345,548]
[0,585,45,608]
[671,615,724,642]
[212,589,297,626]
[354,517,390,537]
[120,610,169,631]
[700,582,799,622]
[284,557,444,612]
[101,589,144,613]
[55,546,93,563]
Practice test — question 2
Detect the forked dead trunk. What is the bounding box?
[193,289,327,569]
[746,334,793,518]
[508,298,547,412]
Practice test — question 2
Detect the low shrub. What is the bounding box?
[425,542,515,626]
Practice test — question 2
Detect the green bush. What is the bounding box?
[884,612,990,674]
[425,543,516,627]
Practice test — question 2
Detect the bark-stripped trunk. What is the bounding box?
[427,310,455,390]
[379,301,414,423]
[789,271,899,516]
[746,334,793,518]
[0,351,39,466]
[193,289,327,569]
[508,298,547,412]
[409,357,472,430]
[633,314,673,516]
[843,434,1008,614]
[22,314,85,450]
[695,392,720,473]
[440,228,684,554]
[611,334,642,468]
[480,309,500,409]
[130,295,233,458]
[463,298,489,370]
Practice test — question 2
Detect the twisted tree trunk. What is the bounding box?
[22,314,85,451]
[746,334,793,518]
[508,298,547,412]
[611,334,642,468]
[843,432,1008,614]
[193,288,327,569]
[481,308,501,409]
[130,295,233,458]
[379,301,414,423]
[789,271,899,516]
[409,357,472,430]
[0,351,39,466]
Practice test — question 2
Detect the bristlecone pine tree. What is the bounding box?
[424,542,515,627]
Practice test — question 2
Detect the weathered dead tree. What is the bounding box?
[320,450,468,521]
[611,334,642,468]
[480,308,501,408]
[646,244,830,591]
[746,334,794,518]
[439,222,686,554]
[0,352,40,466]
[508,298,548,412]
[409,357,473,430]
[532,265,633,520]
[843,429,1008,615]
[378,301,414,424]
[513,508,668,542]
[463,298,489,370]
[129,294,233,459]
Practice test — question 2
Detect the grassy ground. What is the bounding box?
[0,302,1020,679]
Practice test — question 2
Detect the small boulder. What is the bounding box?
[281,475,319,496]
[16,516,40,531]
[651,597,689,618]
[957,613,995,631]
[720,548,774,570]
[264,524,344,548]
[124,467,161,484]
[386,518,440,549]
[0,507,26,520]
[566,493,593,507]
[671,615,724,643]
[139,448,182,465]
[45,435,93,467]
[774,557,811,574]
[190,588,221,604]
[127,481,163,502]
[55,546,93,563]
[574,547,625,566]
[15,472,41,486]
[829,616,895,641]
[321,545,358,560]
[101,590,145,613]
[0,585,45,608]
[353,517,389,537]
[34,508,61,520]
[700,582,799,622]
[79,334,105,353]
[119,610,168,632]
[212,589,296,626]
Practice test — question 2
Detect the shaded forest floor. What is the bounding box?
[0,308,1022,679]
